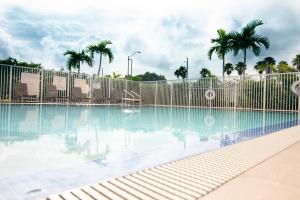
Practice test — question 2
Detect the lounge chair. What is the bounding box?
[45,85,58,102]
[13,83,38,102]
[92,89,107,103]
[71,87,91,103]
[122,90,142,105]
[107,89,123,104]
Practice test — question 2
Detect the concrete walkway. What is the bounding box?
[201,138,300,200]
[42,125,300,200]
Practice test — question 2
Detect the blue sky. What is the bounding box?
[0,0,299,79]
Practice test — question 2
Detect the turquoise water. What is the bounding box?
[0,104,298,199]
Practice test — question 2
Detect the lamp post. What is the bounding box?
[184,57,189,79]
[127,51,141,76]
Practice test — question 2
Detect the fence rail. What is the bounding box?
[1,64,300,112]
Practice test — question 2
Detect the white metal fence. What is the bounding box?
[1,64,300,112]
[141,73,300,112]
[0,64,141,102]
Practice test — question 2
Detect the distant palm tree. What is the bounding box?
[224,63,234,76]
[174,69,181,79]
[263,57,276,74]
[200,68,212,78]
[87,40,114,76]
[254,61,265,74]
[174,66,187,79]
[208,29,231,79]
[229,20,270,73]
[112,71,121,79]
[63,50,93,73]
[254,57,276,74]
[235,62,247,77]
[292,54,300,71]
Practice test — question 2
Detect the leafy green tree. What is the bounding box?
[208,29,231,79]
[139,72,166,81]
[200,68,212,78]
[292,54,300,71]
[229,20,270,73]
[235,62,247,76]
[0,57,18,65]
[63,50,93,73]
[126,72,166,81]
[87,40,114,76]
[277,61,298,73]
[0,57,42,68]
[224,63,234,76]
[129,75,143,81]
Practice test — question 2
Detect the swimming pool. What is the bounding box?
[0,104,299,199]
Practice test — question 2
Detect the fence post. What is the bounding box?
[170,82,173,107]
[125,80,128,98]
[234,81,237,109]
[40,68,44,102]
[209,78,212,108]
[108,78,111,99]
[139,82,142,97]
[139,82,142,105]
[8,65,13,102]
[67,72,70,102]
[154,82,158,106]
[188,81,191,107]
[89,76,93,99]
[298,74,300,121]
[298,96,300,122]
[263,75,267,111]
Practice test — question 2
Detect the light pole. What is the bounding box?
[127,51,141,76]
[184,57,189,79]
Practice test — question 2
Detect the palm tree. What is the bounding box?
[200,68,212,78]
[63,50,93,73]
[263,57,276,74]
[229,20,270,73]
[87,40,114,76]
[174,69,181,79]
[224,63,234,76]
[254,57,276,74]
[208,29,231,79]
[112,71,121,79]
[292,54,300,71]
[174,66,187,79]
[254,61,265,74]
[235,62,247,77]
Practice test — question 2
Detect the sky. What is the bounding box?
[0,0,299,79]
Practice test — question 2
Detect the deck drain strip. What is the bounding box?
[42,125,300,200]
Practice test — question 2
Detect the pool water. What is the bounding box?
[0,104,299,199]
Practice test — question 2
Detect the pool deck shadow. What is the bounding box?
[42,125,300,200]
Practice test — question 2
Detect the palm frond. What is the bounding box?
[102,48,114,63]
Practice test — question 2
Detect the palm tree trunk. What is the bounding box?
[78,62,80,74]
[222,57,225,81]
[243,49,247,75]
[97,53,103,76]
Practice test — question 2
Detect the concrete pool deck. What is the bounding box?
[42,125,300,200]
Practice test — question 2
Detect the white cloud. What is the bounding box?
[0,0,299,79]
